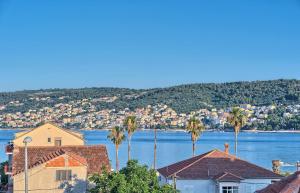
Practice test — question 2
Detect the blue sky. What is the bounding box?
[0,0,300,91]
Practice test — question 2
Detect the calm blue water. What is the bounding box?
[1,130,300,172]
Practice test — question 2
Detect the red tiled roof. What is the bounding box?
[12,145,110,176]
[157,149,282,180]
[256,171,300,193]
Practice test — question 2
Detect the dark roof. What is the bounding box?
[213,172,244,182]
[256,171,300,193]
[12,145,110,175]
[157,149,282,180]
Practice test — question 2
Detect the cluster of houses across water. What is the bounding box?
[1,123,300,193]
[1,96,300,131]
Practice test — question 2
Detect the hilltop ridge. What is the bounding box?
[1,79,299,114]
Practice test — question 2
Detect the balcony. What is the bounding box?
[5,143,14,154]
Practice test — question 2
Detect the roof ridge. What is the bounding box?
[169,150,217,178]
[14,122,83,140]
[214,171,244,181]
[232,155,282,177]
[23,144,106,149]
[213,149,281,178]
[172,149,239,177]
[215,172,228,180]
[222,172,244,179]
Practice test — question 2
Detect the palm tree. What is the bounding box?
[123,116,137,161]
[186,117,205,157]
[108,126,125,172]
[227,107,247,156]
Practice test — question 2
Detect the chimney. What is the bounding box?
[296,162,300,172]
[272,160,281,174]
[224,143,229,154]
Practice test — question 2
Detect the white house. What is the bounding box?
[157,145,282,193]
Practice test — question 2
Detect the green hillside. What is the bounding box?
[0,79,299,113]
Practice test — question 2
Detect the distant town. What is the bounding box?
[1,95,300,131]
[1,80,299,130]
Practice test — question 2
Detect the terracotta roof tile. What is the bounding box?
[157,149,282,180]
[256,171,300,193]
[12,145,110,176]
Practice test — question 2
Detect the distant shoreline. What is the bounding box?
[1,127,300,133]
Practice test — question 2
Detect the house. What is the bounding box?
[256,171,300,193]
[4,123,110,193]
[12,122,84,147]
[12,145,110,193]
[157,145,282,193]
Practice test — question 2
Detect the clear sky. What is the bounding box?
[0,0,300,91]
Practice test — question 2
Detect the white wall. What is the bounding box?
[158,175,278,193]
[238,179,275,193]
[159,176,216,193]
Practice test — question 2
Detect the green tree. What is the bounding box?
[186,117,205,157]
[124,116,137,161]
[89,160,178,193]
[0,161,8,186]
[108,126,126,172]
[227,107,247,156]
[89,168,128,193]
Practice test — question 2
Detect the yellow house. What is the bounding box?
[13,123,84,147]
[5,123,110,193]
[12,145,110,193]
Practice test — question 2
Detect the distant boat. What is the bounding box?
[280,161,294,167]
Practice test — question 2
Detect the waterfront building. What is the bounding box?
[157,145,282,193]
[4,123,110,193]
[12,122,84,147]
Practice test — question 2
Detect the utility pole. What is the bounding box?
[23,136,32,193]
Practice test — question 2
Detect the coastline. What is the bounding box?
[1,127,300,133]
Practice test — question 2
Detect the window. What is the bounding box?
[56,170,72,181]
[222,186,238,193]
[55,138,62,146]
[48,138,51,143]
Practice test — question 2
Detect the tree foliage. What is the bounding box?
[186,117,205,156]
[227,107,247,134]
[254,107,300,131]
[89,160,178,193]
[1,79,299,114]
[108,126,126,171]
[0,161,8,186]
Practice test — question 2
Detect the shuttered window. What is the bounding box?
[56,170,72,181]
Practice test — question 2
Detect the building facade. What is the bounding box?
[157,146,282,193]
[4,123,110,193]
[12,122,84,147]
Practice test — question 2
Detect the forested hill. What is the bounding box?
[0,79,299,113]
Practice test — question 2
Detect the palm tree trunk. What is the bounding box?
[128,134,131,161]
[154,127,157,169]
[192,140,195,157]
[234,129,238,156]
[116,145,119,172]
